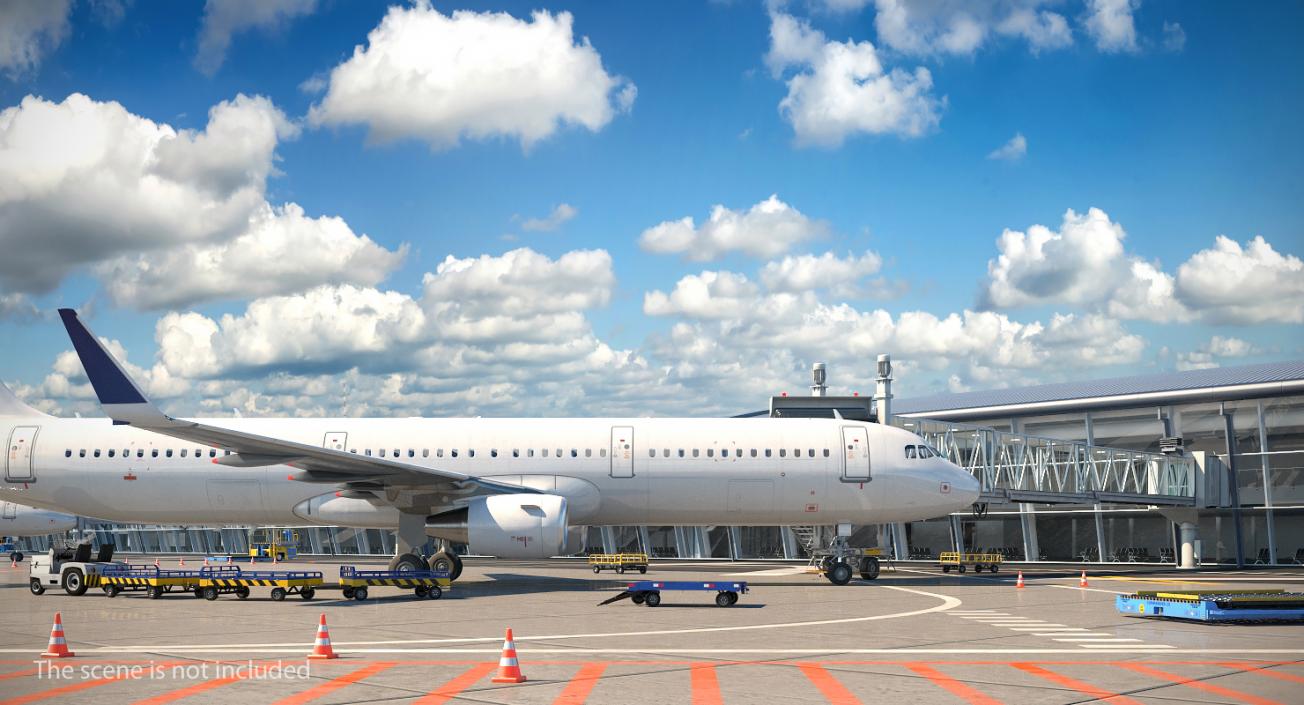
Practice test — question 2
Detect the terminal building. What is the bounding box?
[11,360,1304,566]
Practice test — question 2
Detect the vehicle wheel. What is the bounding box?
[427,585,442,600]
[727,592,739,606]
[631,592,646,604]
[30,578,45,595]
[236,587,250,600]
[270,587,286,601]
[63,568,88,596]
[342,586,355,599]
[150,586,164,599]
[616,566,625,574]
[300,588,315,601]
[353,587,368,601]
[390,553,425,573]
[592,565,601,574]
[826,561,853,586]
[942,565,951,573]
[715,592,732,607]
[644,591,661,607]
[859,557,880,581]
[11,552,21,563]
[957,564,966,574]
[106,585,120,598]
[203,586,219,601]
[990,564,999,574]
[415,586,429,598]
[638,566,647,574]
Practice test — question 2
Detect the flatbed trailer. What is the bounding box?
[600,580,748,608]
[1116,590,1304,623]
[938,552,1003,574]
[197,565,323,601]
[99,564,202,599]
[339,566,451,601]
[587,552,649,574]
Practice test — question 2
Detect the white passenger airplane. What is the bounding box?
[1,501,77,542]
[0,309,980,584]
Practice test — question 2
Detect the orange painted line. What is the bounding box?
[552,662,610,705]
[129,674,248,705]
[1116,663,1285,705]
[1238,667,1304,685]
[1012,663,1143,705]
[796,663,862,705]
[414,662,496,705]
[0,661,187,705]
[268,661,396,705]
[907,664,1002,705]
[0,669,38,682]
[690,663,722,705]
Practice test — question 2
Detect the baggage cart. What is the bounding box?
[587,552,648,574]
[99,564,202,599]
[338,566,451,601]
[600,580,748,608]
[1117,590,1304,623]
[197,565,323,601]
[938,551,1003,574]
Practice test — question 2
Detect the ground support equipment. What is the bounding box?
[806,546,887,584]
[98,564,202,599]
[938,552,1003,574]
[338,566,451,601]
[197,565,323,601]
[599,580,748,607]
[587,552,649,574]
[1116,590,1304,623]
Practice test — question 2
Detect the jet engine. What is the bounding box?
[428,494,572,559]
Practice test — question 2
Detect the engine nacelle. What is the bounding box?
[428,494,571,559]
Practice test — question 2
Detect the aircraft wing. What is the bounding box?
[57,309,532,494]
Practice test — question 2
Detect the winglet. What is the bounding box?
[56,309,171,427]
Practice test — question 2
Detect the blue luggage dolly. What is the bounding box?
[338,566,451,601]
[1116,590,1304,623]
[197,565,324,601]
[600,580,748,607]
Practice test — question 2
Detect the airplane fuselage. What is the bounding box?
[3,416,980,529]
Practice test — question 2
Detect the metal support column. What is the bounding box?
[892,522,909,561]
[949,515,965,554]
[1094,503,1107,563]
[1258,401,1277,565]
[1221,403,1246,569]
[1020,503,1040,561]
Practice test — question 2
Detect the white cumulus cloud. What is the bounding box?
[987,132,1027,161]
[871,0,1072,56]
[0,0,71,80]
[520,203,578,232]
[1174,235,1304,324]
[1085,0,1138,53]
[980,207,1128,309]
[638,194,829,262]
[767,11,943,147]
[760,251,885,296]
[195,0,319,76]
[308,3,634,151]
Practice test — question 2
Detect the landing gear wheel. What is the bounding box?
[353,587,368,601]
[30,578,45,595]
[342,586,355,599]
[390,553,425,572]
[427,585,442,600]
[859,557,880,581]
[236,586,250,599]
[715,592,732,607]
[203,586,219,601]
[430,551,463,581]
[270,587,287,601]
[644,591,661,607]
[300,588,315,601]
[63,568,87,596]
[631,592,646,604]
[826,561,853,586]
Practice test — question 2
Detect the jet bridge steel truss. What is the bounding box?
[897,417,1196,506]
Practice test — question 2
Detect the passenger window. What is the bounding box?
[180,449,187,458]
[65,450,71,458]
[692,449,700,458]
[79,449,86,458]
[808,449,815,457]
[137,449,144,458]
[779,449,786,458]
[437,449,444,458]
[586,449,593,457]
[793,449,800,458]
[528,449,535,458]
[571,449,578,458]
[152,449,159,458]
[392,449,400,458]
[765,449,772,457]
[823,449,830,457]
[648,449,655,458]
[513,449,520,458]
[751,449,757,458]
[94,449,101,458]
[707,449,714,458]
[408,449,415,458]
[166,449,173,458]
[556,449,562,457]
[662,449,669,457]
[600,449,607,457]
[365,449,372,456]
[491,449,498,458]
[678,449,685,457]
[469,450,476,458]
[451,449,459,458]
[422,449,429,458]
[542,449,549,457]
[108,449,115,458]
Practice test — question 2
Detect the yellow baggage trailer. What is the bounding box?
[339,566,452,601]
[99,565,203,599]
[938,551,1004,574]
[587,552,649,574]
[197,566,323,601]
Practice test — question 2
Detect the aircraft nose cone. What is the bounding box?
[951,465,982,506]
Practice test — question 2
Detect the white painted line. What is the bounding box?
[985,621,1057,626]
[950,610,1001,614]
[1052,637,1141,642]
[0,647,1280,655]
[1032,632,1110,636]
[1046,584,1129,595]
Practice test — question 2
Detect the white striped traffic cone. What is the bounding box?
[1079,570,1089,588]
[491,627,526,683]
[40,613,75,658]
[307,614,338,660]
[1016,571,1025,589]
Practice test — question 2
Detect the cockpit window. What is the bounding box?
[905,445,917,459]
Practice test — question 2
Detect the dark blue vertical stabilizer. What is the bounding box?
[56,309,149,406]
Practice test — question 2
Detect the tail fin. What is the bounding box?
[0,380,48,418]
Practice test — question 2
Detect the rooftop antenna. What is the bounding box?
[810,362,827,397]
[875,354,893,424]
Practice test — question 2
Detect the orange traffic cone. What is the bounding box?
[40,613,75,658]
[153,557,160,568]
[1079,570,1089,588]
[491,628,527,683]
[1015,571,1025,589]
[203,557,209,567]
[178,556,185,567]
[308,614,338,660]
[9,554,16,568]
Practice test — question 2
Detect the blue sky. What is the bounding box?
[0,0,1300,418]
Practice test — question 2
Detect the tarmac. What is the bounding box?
[1,555,1302,704]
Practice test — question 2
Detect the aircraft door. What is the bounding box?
[841,426,870,482]
[5,425,38,483]
[323,432,348,452]
[610,426,634,478]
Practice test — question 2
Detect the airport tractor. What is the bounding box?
[1,538,22,564]
[29,541,124,596]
